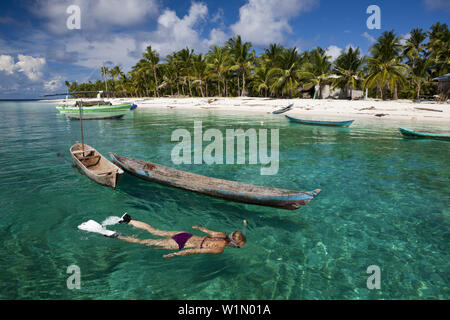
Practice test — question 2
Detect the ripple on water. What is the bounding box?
[0,102,448,299]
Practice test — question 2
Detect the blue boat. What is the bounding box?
[285,115,354,127]
[399,128,450,141]
[109,153,321,210]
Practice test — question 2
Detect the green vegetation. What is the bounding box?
[67,22,449,100]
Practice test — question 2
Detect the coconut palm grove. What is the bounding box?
[66,22,449,101]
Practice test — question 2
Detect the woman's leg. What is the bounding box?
[117,235,179,249]
[128,220,182,237]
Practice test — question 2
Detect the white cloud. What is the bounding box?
[32,0,159,35]
[138,2,229,58]
[148,2,209,55]
[0,54,46,81]
[15,55,46,81]
[211,8,225,24]
[325,45,342,62]
[362,32,376,44]
[65,35,138,69]
[0,55,16,74]
[326,44,361,62]
[230,0,319,45]
[44,76,64,91]
[400,33,411,45]
[423,0,450,12]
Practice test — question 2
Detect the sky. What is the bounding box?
[0,0,448,99]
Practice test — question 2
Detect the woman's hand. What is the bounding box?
[192,225,201,230]
[163,253,177,258]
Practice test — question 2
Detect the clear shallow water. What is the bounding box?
[0,101,448,300]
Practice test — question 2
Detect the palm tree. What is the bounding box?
[132,59,153,97]
[403,28,427,68]
[206,45,232,97]
[64,80,71,94]
[332,47,364,99]
[251,63,271,97]
[191,54,208,97]
[226,35,254,96]
[156,63,175,96]
[267,47,302,97]
[298,47,332,99]
[426,22,449,77]
[371,30,403,62]
[410,57,432,100]
[363,57,409,100]
[143,46,160,97]
[369,30,405,99]
[108,65,122,96]
[262,43,284,69]
[175,47,195,96]
[100,64,109,96]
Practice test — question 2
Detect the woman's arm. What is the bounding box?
[192,225,226,237]
[163,248,223,258]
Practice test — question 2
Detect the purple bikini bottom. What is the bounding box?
[172,232,193,250]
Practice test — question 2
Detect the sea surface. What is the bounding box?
[0,101,448,299]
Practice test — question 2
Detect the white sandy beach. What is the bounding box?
[48,97,450,125]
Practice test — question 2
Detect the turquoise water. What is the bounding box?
[0,101,448,300]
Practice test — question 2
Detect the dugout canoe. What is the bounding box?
[272,104,293,114]
[109,153,321,210]
[399,128,450,141]
[285,115,354,127]
[71,143,124,189]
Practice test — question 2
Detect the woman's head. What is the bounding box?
[227,231,246,248]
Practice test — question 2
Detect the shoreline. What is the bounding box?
[47,97,450,125]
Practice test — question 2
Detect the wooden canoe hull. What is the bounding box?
[399,128,450,141]
[70,143,124,189]
[273,104,293,114]
[110,153,320,210]
[285,115,354,127]
[67,114,125,120]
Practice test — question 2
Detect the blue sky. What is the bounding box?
[0,0,448,98]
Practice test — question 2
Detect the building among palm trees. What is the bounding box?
[432,74,450,100]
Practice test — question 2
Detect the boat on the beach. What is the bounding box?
[56,102,137,113]
[109,153,321,210]
[67,113,125,120]
[285,115,354,127]
[71,142,123,189]
[272,104,293,114]
[399,128,450,141]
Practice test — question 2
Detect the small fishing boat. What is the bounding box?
[56,103,137,113]
[399,128,450,141]
[109,153,321,210]
[67,113,125,120]
[285,115,354,127]
[71,143,123,189]
[272,104,293,114]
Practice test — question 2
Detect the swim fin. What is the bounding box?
[78,219,119,238]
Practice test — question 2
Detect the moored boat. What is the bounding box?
[285,115,354,127]
[109,153,321,210]
[70,143,124,189]
[67,113,125,120]
[273,104,293,114]
[399,128,450,141]
[56,103,137,113]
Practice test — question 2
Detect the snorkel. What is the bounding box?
[227,232,241,248]
[227,220,247,248]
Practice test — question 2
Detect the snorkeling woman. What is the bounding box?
[109,213,246,258]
